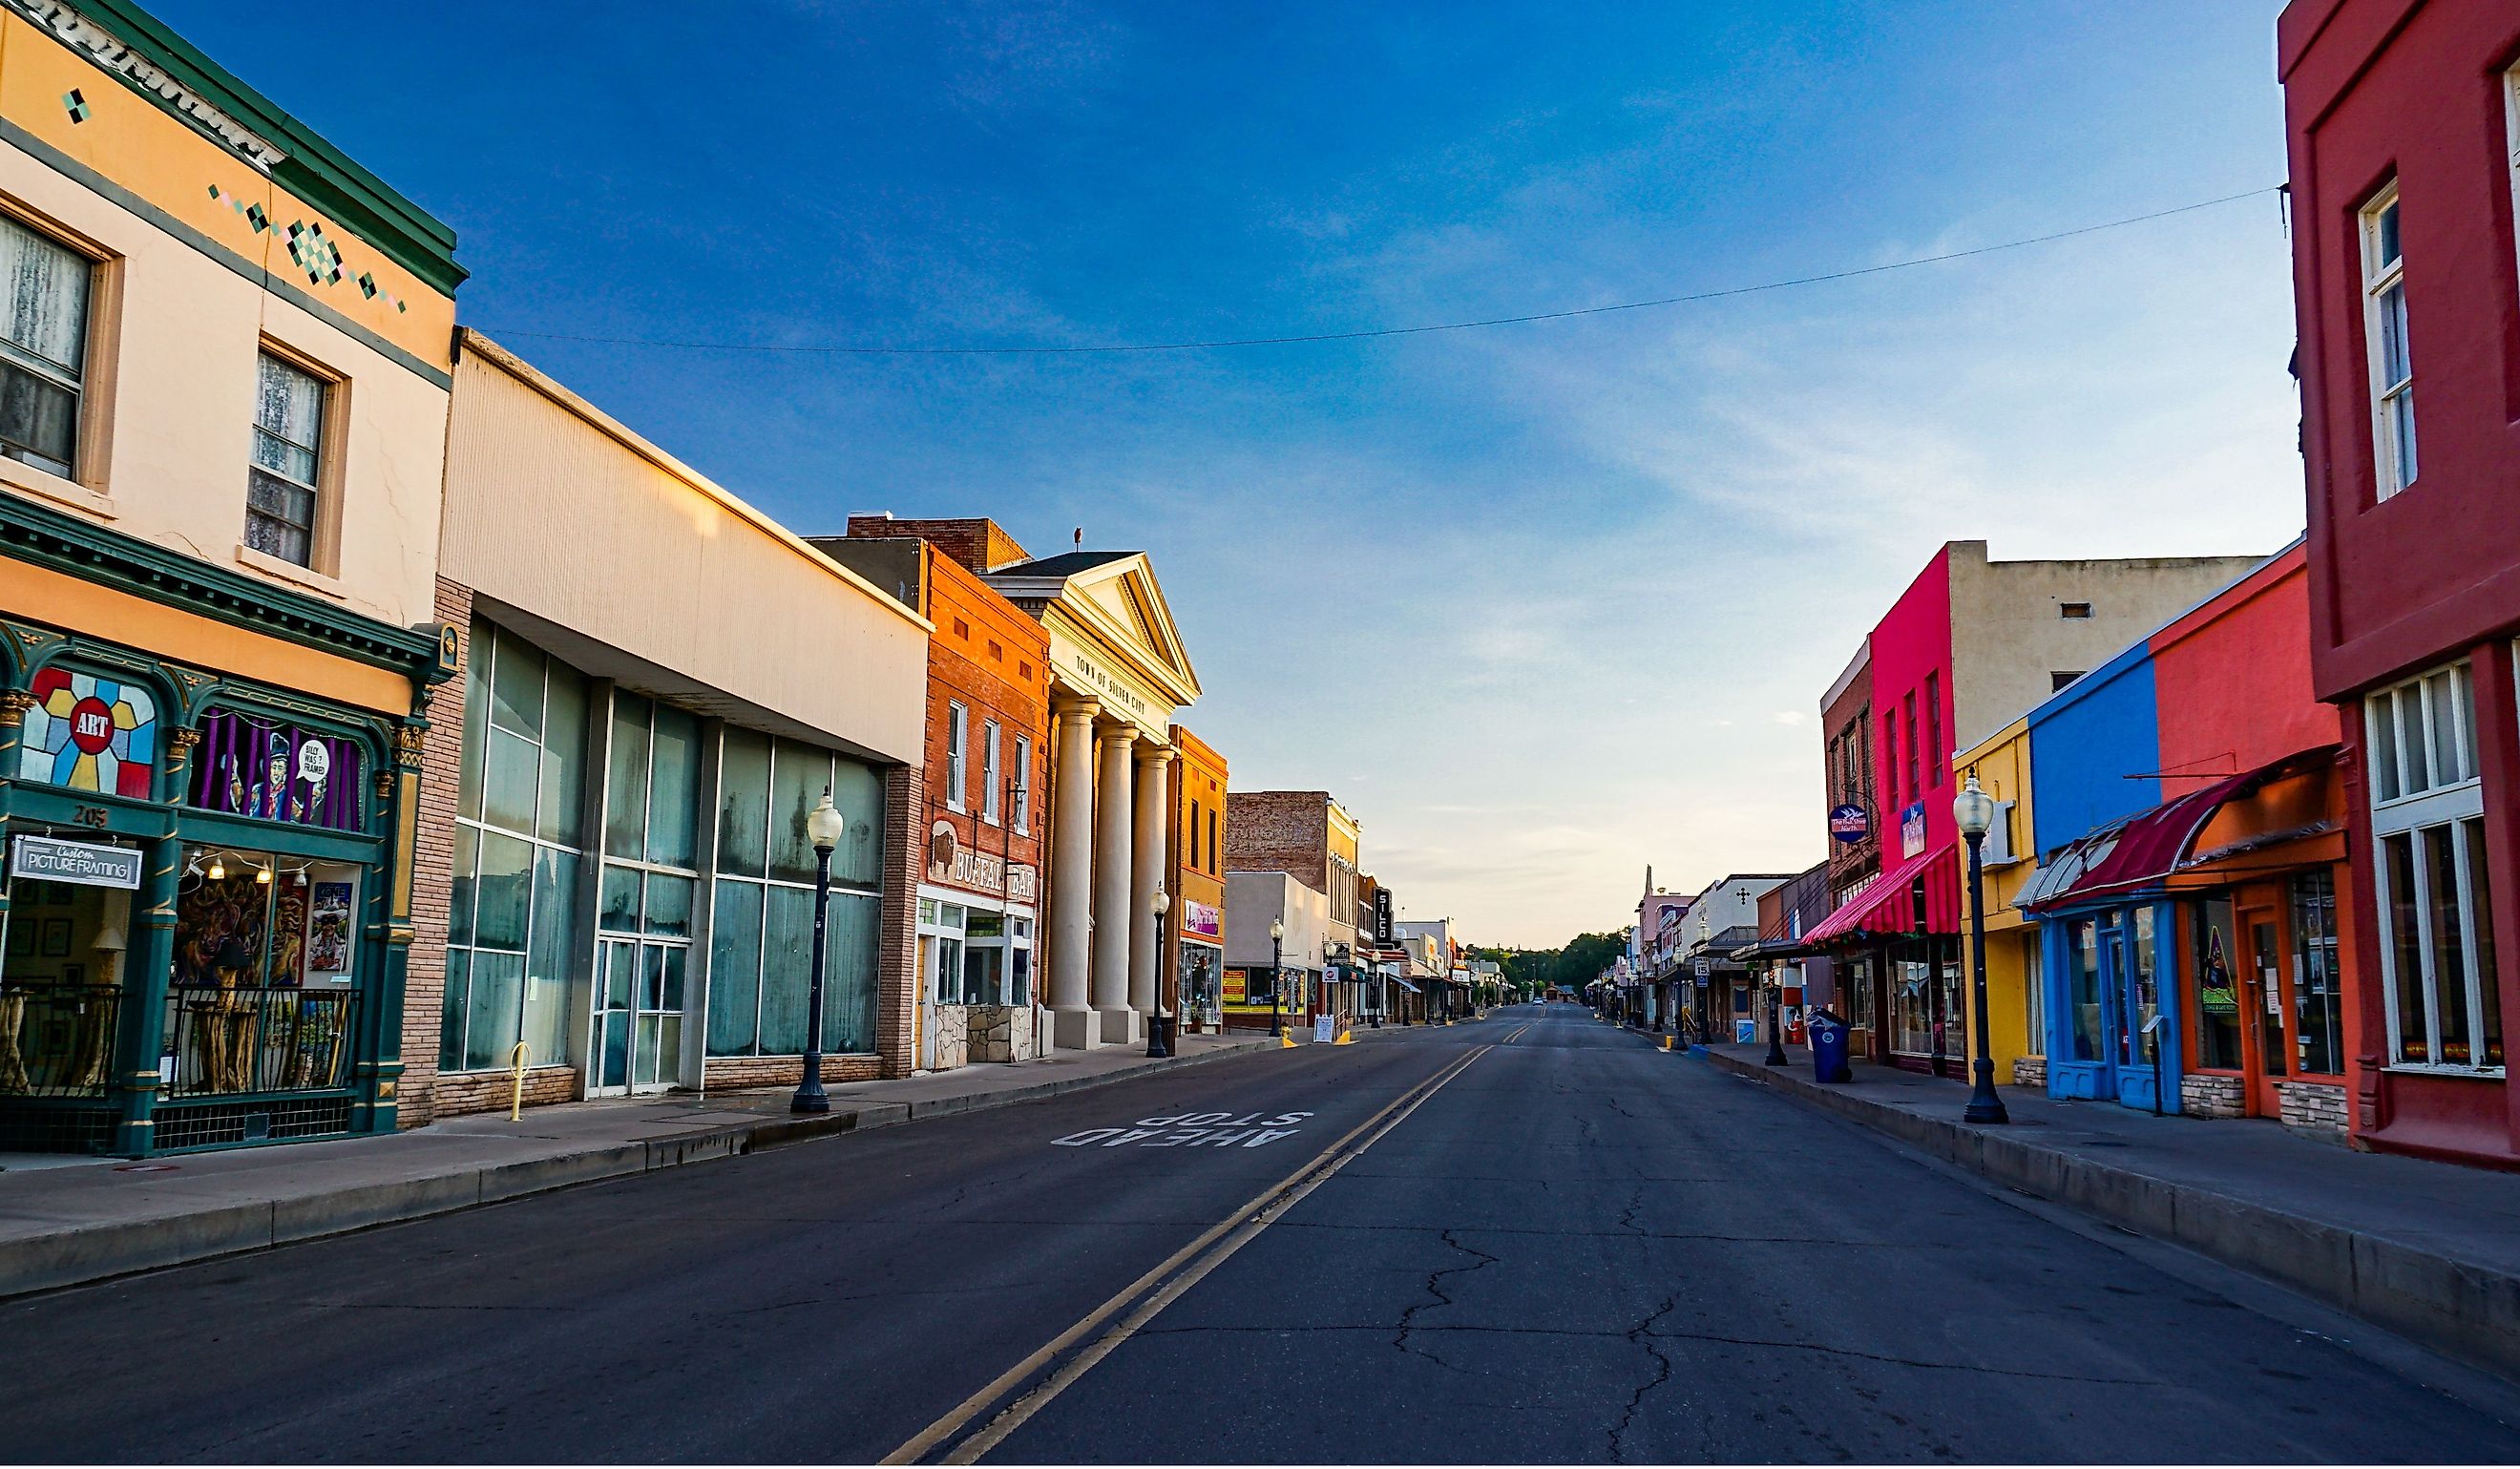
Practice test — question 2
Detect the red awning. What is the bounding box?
[1800,839,1963,946]
[2022,746,2339,913]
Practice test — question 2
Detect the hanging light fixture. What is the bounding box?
[256,862,273,886]
[206,856,225,881]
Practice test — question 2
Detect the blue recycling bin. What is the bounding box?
[1809,1010,1852,1084]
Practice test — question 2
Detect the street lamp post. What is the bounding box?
[791,787,850,1115]
[1145,888,1174,1059]
[1953,771,2009,1124]
[1269,917,1286,1039]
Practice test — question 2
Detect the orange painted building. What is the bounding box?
[1170,725,1228,1031]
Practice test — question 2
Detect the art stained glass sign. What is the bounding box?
[189,708,366,832]
[21,667,157,797]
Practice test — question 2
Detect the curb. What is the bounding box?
[1,1038,1274,1300]
[1696,1046,2520,1380]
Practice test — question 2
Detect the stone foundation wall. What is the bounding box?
[431,1064,580,1119]
[2011,1056,2047,1088]
[2278,1080,2349,1137]
[930,1005,971,1070]
[968,1005,1037,1062]
[702,1054,883,1091]
[2180,1073,2247,1119]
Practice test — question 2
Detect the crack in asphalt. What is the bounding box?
[1608,1293,1683,1463]
[1391,1228,1503,1374]
[1270,1218,2004,1249]
[1643,1326,2155,1385]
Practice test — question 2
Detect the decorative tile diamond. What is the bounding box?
[62,89,89,123]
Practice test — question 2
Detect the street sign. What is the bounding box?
[11,834,140,890]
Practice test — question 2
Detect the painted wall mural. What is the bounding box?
[187,707,367,832]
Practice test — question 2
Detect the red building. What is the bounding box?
[2280,0,2520,1166]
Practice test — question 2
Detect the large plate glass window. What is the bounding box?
[2368,659,2499,1072]
[440,621,589,1076]
[0,215,92,478]
[246,352,327,568]
[708,731,886,1057]
[2361,182,2416,500]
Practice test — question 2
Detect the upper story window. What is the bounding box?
[1923,672,1942,789]
[2361,184,2416,501]
[980,720,1000,825]
[2059,601,2092,619]
[247,352,328,567]
[2366,660,2474,808]
[1901,691,1919,801]
[1880,708,1900,806]
[1012,734,1032,833]
[2366,658,2496,1074]
[0,216,93,479]
[945,702,968,811]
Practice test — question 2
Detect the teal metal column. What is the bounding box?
[112,831,180,1156]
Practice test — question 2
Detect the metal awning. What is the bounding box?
[2019,745,2339,913]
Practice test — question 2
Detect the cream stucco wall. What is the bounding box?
[1946,541,2264,757]
[0,68,451,632]
[442,334,928,766]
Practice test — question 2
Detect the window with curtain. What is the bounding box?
[1013,734,1032,832]
[0,214,91,477]
[981,720,1000,824]
[441,621,590,1074]
[2361,183,2417,500]
[706,732,887,1056]
[246,352,327,567]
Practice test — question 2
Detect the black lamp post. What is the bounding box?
[1145,887,1174,1058]
[791,787,849,1115]
[1954,771,2009,1124]
[1269,917,1286,1039]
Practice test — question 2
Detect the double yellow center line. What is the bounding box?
[883,1043,1493,1465]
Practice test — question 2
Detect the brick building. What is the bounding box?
[1226,790,1361,1025]
[815,528,1050,1072]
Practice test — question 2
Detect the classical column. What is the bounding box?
[1129,740,1176,1020]
[1046,698,1102,1050]
[1091,723,1139,1044]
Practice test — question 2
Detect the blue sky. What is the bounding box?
[161,1,2303,945]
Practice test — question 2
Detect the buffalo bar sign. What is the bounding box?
[11,833,141,890]
[929,833,1039,903]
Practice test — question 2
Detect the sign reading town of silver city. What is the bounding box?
[11,834,142,891]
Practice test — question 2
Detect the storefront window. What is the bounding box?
[442,621,587,1075]
[2368,660,2497,1071]
[2127,908,2157,1066]
[2194,899,2242,1070]
[1891,952,1935,1056]
[0,862,130,1098]
[167,846,357,1096]
[2068,919,2102,1061]
[190,706,368,831]
[1842,955,1873,1031]
[2292,871,2344,1076]
[707,732,886,1056]
[21,666,157,798]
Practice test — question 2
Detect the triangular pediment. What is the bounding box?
[987,550,1202,706]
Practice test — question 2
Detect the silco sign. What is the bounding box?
[927,821,1038,902]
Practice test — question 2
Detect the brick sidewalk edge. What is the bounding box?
[1694,1044,2520,1381]
[3,1039,1274,1300]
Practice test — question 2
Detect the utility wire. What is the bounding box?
[480,185,2278,358]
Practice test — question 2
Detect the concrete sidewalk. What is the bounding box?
[0,1032,1275,1299]
[1679,1038,2520,1378]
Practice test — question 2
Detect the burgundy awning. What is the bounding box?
[2023,745,2339,913]
[1799,840,1962,946]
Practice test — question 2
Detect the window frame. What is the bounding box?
[2360,180,2417,501]
[980,719,1000,825]
[2366,656,2499,1076]
[945,701,968,812]
[1012,733,1032,833]
[243,340,347,575]
[1924,672,1942,789]
[0,205,112,491]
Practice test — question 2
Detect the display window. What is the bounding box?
[164,845,360,1098]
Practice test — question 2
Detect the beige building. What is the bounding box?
[410,333,930,1119]
[0,1,466,1155]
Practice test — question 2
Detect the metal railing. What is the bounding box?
[0,981,121,1097]
[162,985,356,1098]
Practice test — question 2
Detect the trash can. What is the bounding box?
[1808,1009,1852,1084]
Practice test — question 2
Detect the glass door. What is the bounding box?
[2239,898,2292,1117]
[590,935,685,1097]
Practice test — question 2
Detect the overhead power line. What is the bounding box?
[480,185,2279,359]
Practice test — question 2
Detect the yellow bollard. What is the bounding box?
[1280,1030,1297,1049]
[1663,1035,1673,1052]
[508,1040,532,1122]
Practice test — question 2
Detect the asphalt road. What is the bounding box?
[7,1003,2519,1464]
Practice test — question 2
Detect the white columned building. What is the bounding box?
[986,551,1201,1052]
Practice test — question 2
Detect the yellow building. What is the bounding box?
[0,1,464,1154]
[1953,718,2045,1084]
[1170,724,1227,1032]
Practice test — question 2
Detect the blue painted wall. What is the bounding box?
[2025,641,2162,859]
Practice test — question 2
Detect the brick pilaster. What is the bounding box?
[398,576,473,1126]
[876,763,922,1077]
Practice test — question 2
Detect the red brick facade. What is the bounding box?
[398,576,481,1125]
[846,514,1032,577]
[917,545,1051,903]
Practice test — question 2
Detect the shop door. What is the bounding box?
[2238,900,2292,1118]
[590,936,686,1097]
